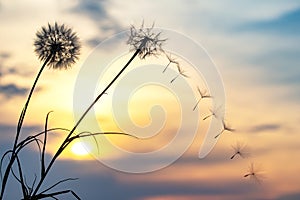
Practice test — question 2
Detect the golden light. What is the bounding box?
[71,142,90,156]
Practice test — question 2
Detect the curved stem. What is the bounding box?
[14,55,52,150]
[32,48,141,196]
[0,55,51,200]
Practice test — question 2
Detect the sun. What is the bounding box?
[71,142,90,156]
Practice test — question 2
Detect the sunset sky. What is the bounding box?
[1,0,300,199]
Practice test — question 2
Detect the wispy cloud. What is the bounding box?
[0,123,40,141]
[240,8,300,35]
[0,83,28,98]
[276,192,300,200]
[0,51,11,75]
[16,158,257,200]
[0,52,10,59]
[247,123,281,133]
[0,51,34,78]
[70,0,124,47]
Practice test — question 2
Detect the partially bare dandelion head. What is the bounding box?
[231,141,251,159]
[244,162,265,184]
[34,22,81,69]
[127,22,166,59]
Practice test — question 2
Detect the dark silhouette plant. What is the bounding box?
[0,21,166,199]
[0,21,255,199]
[0,22,80,199]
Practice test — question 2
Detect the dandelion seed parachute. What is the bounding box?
[34,22,81,69]
[243,162,265,184]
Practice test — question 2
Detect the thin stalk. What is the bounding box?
[14,55,52,150]
[0,55,52,200]
[32,47,142,196]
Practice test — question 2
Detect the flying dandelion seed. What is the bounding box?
[193,86,212,111]
[34,22,81,69]
[244,162,265,184]
[170,63,189,83]
[215,119,235,138]
[163,53,178,73]
[203,104,224,120]
[230,141,251,159]
[127,21,166,59]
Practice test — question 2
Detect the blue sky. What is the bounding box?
[1,0,300,199]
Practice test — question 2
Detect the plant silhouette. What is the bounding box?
[0,22,80,199]
[0,21,168,200]
[0,20,256,199]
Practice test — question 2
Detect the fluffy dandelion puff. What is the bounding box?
[127,22,166,59]
[34,22,81,69]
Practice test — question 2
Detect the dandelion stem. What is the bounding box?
[193,99,201,111]
[203,114,212,120]
[230,153,237,159]
[0,54,52,200]
[170,74,179,83]
[163,62,171,73]
[32,45,143,196]
[14,54,52,150]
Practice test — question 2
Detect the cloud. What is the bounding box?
[276,192,300,200]
[0,51,34,78]
[0,52,11,75]
[230,8,300,101]
[0,83,28,98]
[0,123,40,142]
[71,0,107,19]
[0,52,10,59]
[247,124,281,133]
[238,7,300,35]
[22,159,255,200]
[69,0,124,47]
[86,37,102,47]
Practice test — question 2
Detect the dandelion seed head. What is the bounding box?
[34,22,81,69]
[127,22,166,59]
